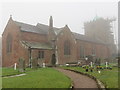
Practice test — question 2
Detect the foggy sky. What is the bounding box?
[0,2,118,42]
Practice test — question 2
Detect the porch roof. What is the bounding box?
[21,41,53,50]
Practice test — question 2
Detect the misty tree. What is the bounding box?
[84,17,117,58]
[84,17,115,44]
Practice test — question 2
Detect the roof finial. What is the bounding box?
[65,24,68,27]
[10,15,13,20]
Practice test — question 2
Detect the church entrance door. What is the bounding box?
[51,54,56,66]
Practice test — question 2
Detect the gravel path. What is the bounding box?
[55,68,98,89]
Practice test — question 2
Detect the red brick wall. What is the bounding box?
[76,40,110,60]
[56,26,77,64]
[2,18,21,67]
[2,18,30,67]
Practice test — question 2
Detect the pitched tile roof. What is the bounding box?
[36,23,62,35]
[15,21,47,34]
[72,32,106,44]
[15,21,106,44]
[15,21,62,35]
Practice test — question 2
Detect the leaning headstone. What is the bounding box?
[19,58,25,72]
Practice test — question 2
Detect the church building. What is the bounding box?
[2,16,110,67]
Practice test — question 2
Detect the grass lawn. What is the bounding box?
[2,68,71,88]
[2,68,23,77]
[2,67,33,77]
[0,68,2,89]
[61,66,118,88]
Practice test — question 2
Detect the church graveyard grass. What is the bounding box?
[2,61,118,88]
[2,68,71,88]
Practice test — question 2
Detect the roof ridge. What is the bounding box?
[37,23,48,26]
[14,21,36,27]
[37,23,63,29]
[72,32,84,35]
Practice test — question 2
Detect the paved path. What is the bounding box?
[55,68,98,89]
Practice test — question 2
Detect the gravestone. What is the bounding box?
[86,55,93,65]
[95,58,101,66]
[90,62,93,67]
[14,63,17,70]
[19,58,25,72]
[32,59,38,69]
[43,63,45,68]
[105,62,108,68]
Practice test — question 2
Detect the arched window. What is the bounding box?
[64,40,71,55]
[6,34,12,53]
